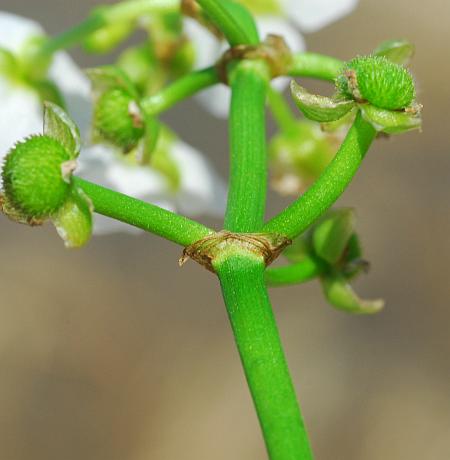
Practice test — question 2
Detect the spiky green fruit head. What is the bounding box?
[2,135,72,219]
[336,55,415,110]
[95,88,145,151]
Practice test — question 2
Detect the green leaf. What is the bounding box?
[86,65,138,98]
[360,103,422,134]
[322,275,384,314]
[43,102,81,158]
[291,81,355,122]
[52,187,93,248]
[373,39,415,65]
[312,208,355,264]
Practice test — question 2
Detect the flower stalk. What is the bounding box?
[264,111,377,239]
[38,0,181,55]
[73,177,212,246]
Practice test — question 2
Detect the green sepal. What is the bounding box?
[312,208,355,264]
[291,81,355,122]
[86,65,138,99]
[0,193,45,227]
[322,274,384,314]
[52,186,93,248]
[43,102,81,158]
[373,39,415,65]
[359,103,422,134]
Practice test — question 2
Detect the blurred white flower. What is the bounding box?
[184,0,358,118]
[0,12,227,234]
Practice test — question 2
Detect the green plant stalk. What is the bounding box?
[195,0,258,45]
[267,86,299,135]
[39,0,181,55]
[73,177,212,246]
[264,111,376,239]
[288,52,344,82]
[215,253,313,460]
[141,67,219,116]
[265,257,323,287]
[225,60,269,232]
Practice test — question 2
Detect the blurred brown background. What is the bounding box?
[1,0,449,459]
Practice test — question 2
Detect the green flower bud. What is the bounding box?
[336,55,415,110]
[269,121,336,195]
[83,20,134,54]
[2,135,73,218]
[94,88,145,151]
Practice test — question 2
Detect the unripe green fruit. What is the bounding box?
[336,56,415,110]
[2,135,71,218]
[95,88,144,151]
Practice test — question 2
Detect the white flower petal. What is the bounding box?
[0,77,42,158]
[170,140,227,217]
[0,12,43,53]
[78,145,168,197]
[257,15,306,53]
[195,83,231,118]
[282,0,359,33]
[49,52,92,137]
[183,17,222,69]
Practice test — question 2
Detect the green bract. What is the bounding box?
[2,135,72,218]
[95,87,145,151]
[336,55,415,110]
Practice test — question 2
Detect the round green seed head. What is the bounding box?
[95,88,144,151]
[336,56,415,110]
[2,135,71,218]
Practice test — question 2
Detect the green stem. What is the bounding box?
[263,111,376,239]
[288,52,344,82]
[225,60,269,232]
[73,177,212,246]
[195,0,258,45]
[215,253,313,460]
[265,257,322,287]
[267,86,298,135]
[141,67,219,116]
[39,0,180,55]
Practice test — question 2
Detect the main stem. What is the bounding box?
[217,59,313,459]
[215,254,313,460]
